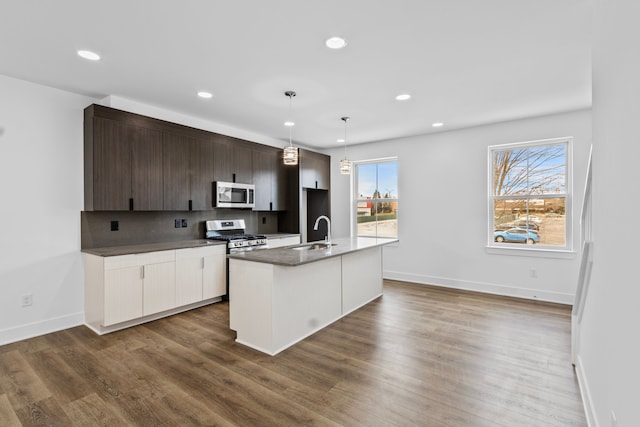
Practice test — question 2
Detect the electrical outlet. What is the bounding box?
[21,294,33,307]
[530,268,537,278]
[110,220,119,231]
[181,219,188,228]
[175,219,181,228]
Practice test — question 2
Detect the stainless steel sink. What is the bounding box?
[290,243,336,251]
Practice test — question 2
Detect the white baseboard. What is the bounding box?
[383,270,574,304]
[575,355,597,427]
[0,312,84,346]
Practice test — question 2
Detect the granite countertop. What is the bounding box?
[227,236,398,266]
[82,239,226,257]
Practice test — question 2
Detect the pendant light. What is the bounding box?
[340,116,352,175]
[283,90,298,165]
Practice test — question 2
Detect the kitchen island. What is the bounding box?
[227,237,397,355]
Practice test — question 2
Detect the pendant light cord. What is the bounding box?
[342,116,350,157]
[285,91,296,148]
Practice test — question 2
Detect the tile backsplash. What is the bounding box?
[81,210,279,249]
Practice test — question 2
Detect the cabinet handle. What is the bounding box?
[188,200,193,211]
[141,265,145,279]
[315,180,318,189]
[232,173,236,183]
[269,202,273,211]
[129,198,134,211]
[201,257,205,269]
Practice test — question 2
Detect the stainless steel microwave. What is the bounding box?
[214,181,255,209]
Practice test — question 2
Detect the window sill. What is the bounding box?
[486,245,576,259]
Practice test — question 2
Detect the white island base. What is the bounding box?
[229,245,383,355]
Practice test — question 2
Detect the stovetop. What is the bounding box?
[206,233,266,242]
[204,219,267,249]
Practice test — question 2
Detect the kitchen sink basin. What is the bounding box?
[290,243,336,251]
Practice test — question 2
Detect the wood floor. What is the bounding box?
[0,280,586,426]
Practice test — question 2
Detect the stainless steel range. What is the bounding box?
[205,219,267,252]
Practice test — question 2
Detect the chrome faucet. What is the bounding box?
[313,215,332,245]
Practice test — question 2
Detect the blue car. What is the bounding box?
[494,228,540,244]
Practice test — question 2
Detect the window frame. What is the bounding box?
[487,137,573,254]
[352,157,399,239]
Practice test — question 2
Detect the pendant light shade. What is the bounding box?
[340,116,352,175]
[283,145,298,165]
[340,158,352,174]
[283,91,298,165]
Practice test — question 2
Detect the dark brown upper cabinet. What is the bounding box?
[213,135,253,184]
[84,108,163,211]
[190,137,216,210]
[253,147,287,211]
[162,132,216,211]
[84,104,323,217]
[300,149,330,190]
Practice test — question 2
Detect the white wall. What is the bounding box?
[576,1,640,425]
[0,74,96,344]
[326,109,592,304]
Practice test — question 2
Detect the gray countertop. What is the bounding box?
[81,239,226,257]
[227,237,398,266]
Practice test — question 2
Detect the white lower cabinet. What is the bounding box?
[101,250,175,326]
[103,265,143,326]
[84,244,226,334]
[175,245,226,306]
[142,261,176,316]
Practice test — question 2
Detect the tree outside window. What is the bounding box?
[354,160,398,238]
[489,138,571,249]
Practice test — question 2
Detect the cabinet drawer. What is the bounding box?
[104,250,175,270]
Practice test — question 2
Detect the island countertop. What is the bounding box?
[227,236,398,266]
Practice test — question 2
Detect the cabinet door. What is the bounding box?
[273,153,287,210]
[190,137,216,210]
[203,248,226,299]
[175,252,205,306]
[143,262,176,316]
[233,144,253,184]
[252,149,274,211]
[163,132,192,210]
[301,150,330,190]
[213,137,234,182]
[130,125,163,211]
[93,118,131,210]
[104,266,143,326]
[316,153,330,190]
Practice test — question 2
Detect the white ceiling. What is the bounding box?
[0,0,591,149]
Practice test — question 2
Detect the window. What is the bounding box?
[489,137,572,251]
[354,159,398,238]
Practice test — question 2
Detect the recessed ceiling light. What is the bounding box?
[395,94,411,101]
[284,121,295,127]
[197,91,213,99]
[432,122,444,127]
[77,50,100,61]
[337,138,345,143]
[325,36,347,49]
